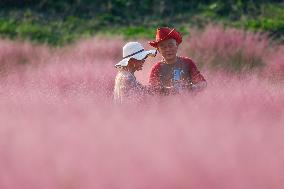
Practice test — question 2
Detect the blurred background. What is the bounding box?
[0,0,283,46]
[1,2,284,189]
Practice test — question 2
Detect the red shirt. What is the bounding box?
[149,56,206,88]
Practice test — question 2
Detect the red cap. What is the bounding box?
[149,27,182,48]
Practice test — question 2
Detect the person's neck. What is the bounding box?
[164,56,178,65]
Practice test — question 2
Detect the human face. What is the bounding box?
[128,58,146,72]
[157,39,178,61]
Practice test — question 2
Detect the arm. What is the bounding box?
[186,58,207,90]
[149,63,163,94]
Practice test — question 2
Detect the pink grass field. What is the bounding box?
[0,26,284,189]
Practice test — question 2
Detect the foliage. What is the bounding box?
[0,1,283,45]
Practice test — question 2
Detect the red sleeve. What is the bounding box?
[183,57,206,84]
[149,62,162,86]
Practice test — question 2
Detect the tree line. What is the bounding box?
[1,0,282,20]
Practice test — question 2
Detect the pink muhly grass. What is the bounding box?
[1,71,284,189]
[0,30,284,189]
[182,25,271,72]
[0,39,50,75]
[264,44,284,76]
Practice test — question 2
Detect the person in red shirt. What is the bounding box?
[148,27,207,95]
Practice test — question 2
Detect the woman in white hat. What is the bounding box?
[114,42,156,103]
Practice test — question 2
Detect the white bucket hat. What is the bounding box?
[115,42,157,68]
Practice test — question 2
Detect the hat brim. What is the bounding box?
[149,29,182,48]
[115,49,157,68]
